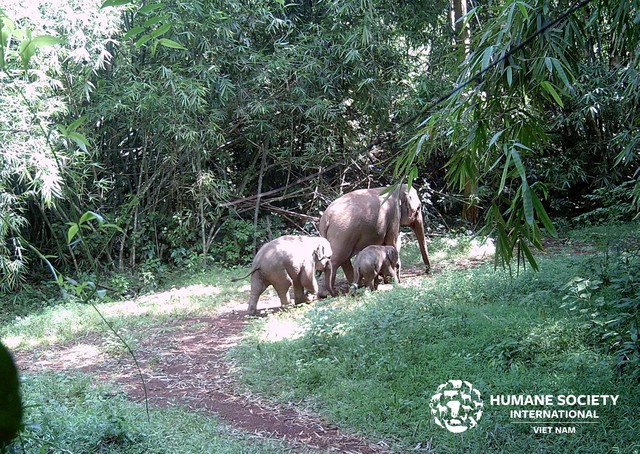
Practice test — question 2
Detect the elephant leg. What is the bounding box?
[321,261,335,297]
[341,259,355,283]
[300,268,319,298]
[395,236,403,280]
[353,267,361,288]
[292,280,307,304]
[321,259,339,297]
[273,283,292,308]
[247,273,268,315]
[321,247,354,296]
[364,272,376,291]
[384,234,403,279]
[382,263,399,284]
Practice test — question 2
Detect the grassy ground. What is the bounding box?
[2,223,639,453]
[11,372,298,454]
[230,223,640,453]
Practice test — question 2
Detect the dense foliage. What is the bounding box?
[404,0,640,268]
[1,0,453,289]
[0,0,638,290]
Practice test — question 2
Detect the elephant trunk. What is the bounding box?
[412,212,431,273]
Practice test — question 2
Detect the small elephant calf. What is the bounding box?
[353,245,400,290]
[232,235,333,315]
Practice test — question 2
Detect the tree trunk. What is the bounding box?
[451,0,478,225]
[452,0,470,54]
[253,144,268,253]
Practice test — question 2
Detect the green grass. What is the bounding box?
[231,224,640,453]
[7,372,304,454]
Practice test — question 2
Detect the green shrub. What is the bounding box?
[574,181,638,226]
[561,232,640,380]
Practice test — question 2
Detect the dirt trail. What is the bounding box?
[16,294,396,453]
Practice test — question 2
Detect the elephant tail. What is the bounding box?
[318,212,329,237]
[230,267,260,282]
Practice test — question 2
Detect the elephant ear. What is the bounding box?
[313,243,329,262]
[320,241,332,260]
[387,247,399,264]
[400,187,421,223]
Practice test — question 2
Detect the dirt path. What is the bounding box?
[16,294,396,453]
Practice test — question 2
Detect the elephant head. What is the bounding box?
[385,244,400,267]
[312,238,333,272]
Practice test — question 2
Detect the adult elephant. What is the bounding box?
[319,184,431,296]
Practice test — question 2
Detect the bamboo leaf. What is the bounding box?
[143,16,169,28]
[407,166,418,190]
[544,56,553,73]
[482,45,494,71]
[519,240,539,272]
[551,58,571,89]
[102,223,124,233]
[530,190,558,237]
[135,34,153,48]
[498,148,511,195]
[79,211,103,225]
[488,129,504,149]
[522,182,534,226]
[67,132,89,152]
[150,23,171,39]
[510,147,527,184]
[101,0,132,7]
[124,26,145,40]
[158,38,186,50]
[67,115,87,132]
[540,80,564,107]
[139,3,165,14]
[517,2,530,20]
[67,224,79,244]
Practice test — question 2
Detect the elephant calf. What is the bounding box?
[232,235,333,315]
[353,245,400,291]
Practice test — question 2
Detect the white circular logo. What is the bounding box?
[430,380,484,433]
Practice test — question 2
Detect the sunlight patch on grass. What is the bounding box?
[102,284,222,317]
[2,283,228,351]
[29,343,103,370]
[262,317,305,342]
[468,237,495,259]
[236,283,251,294]
[432,236,495,262]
